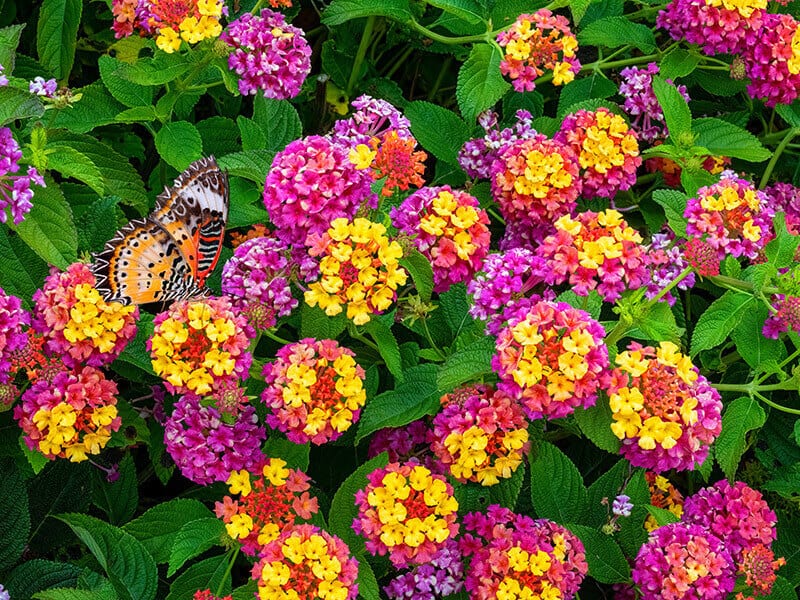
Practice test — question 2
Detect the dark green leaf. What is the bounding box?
[693,117,770,162]
[529,441,588,523]
[165,555,230,600]
[651,189,688,238]
[0,227,48,308]
[658,49,700,80]
[364,318,403,380]
[716,396,766,480]
[37,0,81,79]
[0,459,30,570]
[556,75,618,119]
[0,86,44,126]
[47,146,105,195]
[578,17,656,53]
[322,0,413,25]
[253,97,303,153]
[574,396,621,454]
[628,301,683,343]
[764,213,800,268]
[262,437,310,471]
[167,518,226,576]
[77,196,121,254]
[568,524,631,583]
[731,305,784,369]
[217,150,274,185]
[14,179,77,269]
[405,101,471,165]
[456,43,511,124]
[652,76,692,140]
[237,116,267,151]
[98,56,154,108]
[299,302,347,339]
[690,291,755,356]
[437,337,495,391]
[113,312,155,376]
[44,83,124,134]
[6,560,82,600]
[91,454,137,526]
[32,582,117,600]
[197,117,240,157]
[114,53,191,86]
[0,24,25,73]
[399,250,434,302]
[427,0,483,23]
[155,121,203,172]
[644,505,681,527]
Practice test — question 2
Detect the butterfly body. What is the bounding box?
[92,156,229,305]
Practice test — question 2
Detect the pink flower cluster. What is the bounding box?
[644,232,696,306]
[383,540,464,599]
[0,286,29,384]
[332,95,412,146]
[741,13,800,107]
[763,182,800,235]
[368,420,442,474]
[0,127,45,225]
[458,110,538,180]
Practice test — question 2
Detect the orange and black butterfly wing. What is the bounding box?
[92,219,206,305]
[150,156,229,286]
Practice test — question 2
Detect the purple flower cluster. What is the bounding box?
[368,420,443,474]
[29,77,57,98]
[0,286,29,384]
[0,64,8,87]
[164,394,265,485]
[763,182,800,235]
[0,127,45,224]
[221,236,297,329]
[332,95,412,146]
[619,63,690,141]
[457,110,537,179]
[263,135,376,246]
[222,9,311,99]
[383,540,464,599]
[644,231,696,305]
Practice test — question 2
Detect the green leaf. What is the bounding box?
[437,337,495,391]
[529,441,588,523]
[77,196,121,254]
[0,459,30,570]
[33,582,117,600]
[651,189,688,238]
[262,437,310,472]
[356,560,380,600]
[658,49,700,80]
[322,0,413,25]
[217,150,274,185]
[732,305,784,369]
[399,250,434,302]
[690,291,755,356]
[91,454,137,526]
[56,513,157,600]
[0,227,48,308]
[585,460,628,526]
[364,318,403,381]
[14,179,78,269]
[253,97,303,153]
[167,518,226,577]
[155,121,203,172]
[299,302,347,340]
[328,454,389,555]
[47,146,105,195]
[0,86,44,126]
[37,0,81,80]
[98,55,155,108]
[715,396,766,480]
[197,117,240,157]
[577,17,656,53]
[776,102,800,128]
[237,116,267,151]
[165,555,230,600]
[567,0,592,24]
[628,301,682,343]
[568,525,631,583]
[764,213,800,268]
[556,74,618,119]
[644,505,681,527]
[0,24,25,73]
[114,52,192,86]
[356,364,440,443]
[43,83,125,134]
[427,0,483,23]
[115,106,159,124]
[405,101,471,166]
[574,396,621,454]
[652,76,692,140]
[5,560,82,600]
[113,312,155,376]
[123,499,214,564]
[456,43,511,124]
[692,117,770,162]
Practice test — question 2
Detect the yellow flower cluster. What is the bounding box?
[790,28,800,75]
[418,190,482,260]
[556,210,644,272]
[514,149,574,198]
[497,547,560,600]
[305,218,407,325]
[699,182,763,243]
[576,111,638,174]
[63,283,136,353]
[155,0,224,53]
[34,403,119,462]
[706,0,767,18]
[443,426,529,486]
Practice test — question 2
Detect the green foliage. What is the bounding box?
[529,442,588,523]
[456,44,511,123]
[716,397,767,480]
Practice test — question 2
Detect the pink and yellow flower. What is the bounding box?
[555,108,641,199]
[252,524,359,600]
[14,366,121,462]
[32,263,138,369]
[431,384,530,486]
[350,130,427,197]
[110,0,224,51]
[148,297,253,396]
[493,300,609,420]
[497,10,580,92]
[644,471,685,531]
[742,13,800,107]
[261,338,366,445]
[608,341,723,472]
[353,462,459,567]
[304,217,407,325]
[391,186,490,293]
[460,505,588,600]
[214,458,319,556]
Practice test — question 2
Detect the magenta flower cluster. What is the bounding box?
[618,63,690,141]
[383,540,464,600]
[0,286,29,383]
[367,420,442,474]
[332,94,412,146]
[644,232,696,306]
[0,127,45,225]
[458,110,538,180]
[222,9,311,99]
[741,13,800,107]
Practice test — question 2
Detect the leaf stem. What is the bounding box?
[348,16,377,95]
[406,19,502,45]
[759,127,800,189]
[216,547,240,597]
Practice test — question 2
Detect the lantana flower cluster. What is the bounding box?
[619,63,690,141]
[608,341,723,472]
[383,540,464,599]
[741,12,800,107]
[644,232,696,306]
[458,109,538,180]
[15,366,121,462]
[252,524,359,600]
[431,384,530,486]
[497,10,581,91]
[332,95,413,145]
[261,338,366,444]
[33,264,138,369]
[493,300,609,420]
[304,217,407,325]
[111,0,225,53]
[684,174,774,261]
[534,210,649,302]
[368,419,441,474]
[460,505,588,600]
[0,286,30,385]
[555,107,641,199]
[1,126,45,225]
[221,9,311,99]
[391,186,490,292]
[644,471,685,531]
[762,264,800,338]
[349,130,427,198]
[148,297,252,396]
[353,462,459,567]
[214,458,319,556]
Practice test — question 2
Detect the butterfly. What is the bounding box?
[92,156,229,305]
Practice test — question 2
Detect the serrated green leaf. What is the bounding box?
[253,97,303,153]
[98,55,155,108]
[167,518,226,576]
[321,39,352,89]
[652,76,692,139]
[197,117,240,157]
[776,102,800,128]
[33,582,117,600]
[115,106,158,123]
[355,364,440,443]
[91,454,137,526]
[0,227,48,308]
[437,337,495,391]
[586,460,628,526]
[77,196,121,254]
[568,524,631,583]
[0,85,44,126]
[364,318,403,380]
[165,555,230,600]
[680,168,717,197]
[217,150,274,185]
[456,43,511,124]
[57,513,157,600]
[578,17,656,53]
[299,302,347,339]
[6,560,82,600]
[47,146,105,195]
[764,213,800,268]
[556,75,618,119]
[356,560,380,600]
[0,24,25,73]
[155,121,203,172]
[643,505,680,527]
[692,117,770,162]
[399,250,434,302]
[37,0,81,79]
[113,52,191,86]
[328,453,389,555]
[690,291,755,356]
[262,437,310,471]
[237,116,267,151]
[14,179,77,269]
[0,459,30,570]
[113,312,154,375]
[651,188,688,238]
[405,101,471,166]
[427,0,483,23]
[566,0,592,24]
[231,581,258,600]
[123,498,214,563]
[628,301,682,343]
[529,441,588,523]
[731,305,783,369]
[574,396,621,454]
[322,0,413,24]
[658,49,700,80]
[716,396,766,480]
[43,83,125,134]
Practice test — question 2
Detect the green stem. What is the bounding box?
[759,127,800,189]
[707,275,780,296]
[754,391,800,415]
[644,266,693,307]
[428,56,452,101]
[422,318,446,360]
[384,45,415,79]
[216,547,240,597]
[350,327,380,352]
[263,328,293,346]
[604,315,634,349]
[407,19,502,45]
[348,16,377,96]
